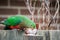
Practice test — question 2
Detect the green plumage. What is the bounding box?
[4,16,22,26]
[4,15,36,28]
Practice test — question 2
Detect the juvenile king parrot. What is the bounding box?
[3,15,36,30]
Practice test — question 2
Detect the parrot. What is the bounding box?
[3,15,36,30]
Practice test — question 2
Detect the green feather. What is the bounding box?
[4,16,22,26]
[4,15,36,28]
[15,15,36,28]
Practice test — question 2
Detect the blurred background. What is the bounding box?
[0,0,60,30]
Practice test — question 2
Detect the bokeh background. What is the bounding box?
[0,0,60,30]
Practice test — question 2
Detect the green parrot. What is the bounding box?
[3,15,36,29]
[15,15,36,28]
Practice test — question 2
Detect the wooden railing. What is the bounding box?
[0,30,60,40]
